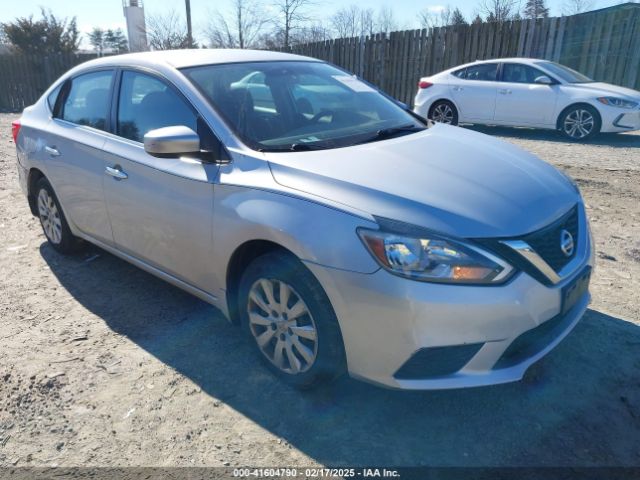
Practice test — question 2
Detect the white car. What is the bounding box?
[414,58,640,140]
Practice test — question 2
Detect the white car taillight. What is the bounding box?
[418,80,433,89]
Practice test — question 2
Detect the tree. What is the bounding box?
[205,0,270,48]
[377,5,399,33]
[88,27,105,55]
[145,10,190,50]
[524,0,550,17]
[480,0,518,22]
[562,0,595,14]
[2,8,80,55]
[419,6,471,28]
[451,8,468,25]
[296,22,331,43]
[472,13,484,23]
[331,5,375,38]
[104,28,128,53]
[271,0,316,50]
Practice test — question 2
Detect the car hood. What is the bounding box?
[569,82,640,99]
[265,124,580,238]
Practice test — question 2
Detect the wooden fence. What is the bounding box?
[288,3,640,106]
[1,4,639,111]
[0,53,98,112]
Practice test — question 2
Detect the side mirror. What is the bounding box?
[144,126,200,157]
[534,75,553,85]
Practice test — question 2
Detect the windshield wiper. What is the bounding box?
[258,143,332,152]
[355,124,425,145]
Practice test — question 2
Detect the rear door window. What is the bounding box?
[59,70,114,131]
[462,63,498,81]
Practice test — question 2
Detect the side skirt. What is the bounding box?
[77,233,222,309]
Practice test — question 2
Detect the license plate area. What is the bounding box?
[561,266,591,315]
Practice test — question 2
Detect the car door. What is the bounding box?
[449,63,499,121]
[494,62,559,126]
[102,69,222,293]
[45,69,116,245]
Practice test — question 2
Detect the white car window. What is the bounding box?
[502,63,548,84]
[458,64,498,81]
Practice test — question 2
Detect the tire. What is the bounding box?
[429,100,459,126]
[558,104,600,141]
[35,177,83,254]
[238,251,346,389]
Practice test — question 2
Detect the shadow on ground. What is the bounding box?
[41,243,640,466]
[464,124,640,148]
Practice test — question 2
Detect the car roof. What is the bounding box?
[76,48,321,71]
[446,57,548,71]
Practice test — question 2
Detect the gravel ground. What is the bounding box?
[1,113,639,468]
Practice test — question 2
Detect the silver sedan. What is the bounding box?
[13,49,593,389]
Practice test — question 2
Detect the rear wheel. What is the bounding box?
[238,251,346,389]
[35,178,83,254]
[429,100,458,126]
[559,105,600,141]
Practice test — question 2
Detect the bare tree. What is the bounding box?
[271,0,316,49]
[376,5,399,33]
[331,5,375,38]
[205,0,270,48]
[419,6,454,28]
[562,0,595,14]
[144,9,190,50]
[296,22,331,43]
[480,0,518,22]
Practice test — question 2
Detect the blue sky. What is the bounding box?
[1,0,621,47]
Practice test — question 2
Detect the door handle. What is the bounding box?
[498,89,512,95]
[45,146,60,157]
[105,165,128,180]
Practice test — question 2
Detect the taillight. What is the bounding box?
[418,81,433,89]
[11,120,21,144]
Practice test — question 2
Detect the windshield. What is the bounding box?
[182,61,424,151]
[535,61,593,84]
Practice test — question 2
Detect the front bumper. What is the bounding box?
[599,105,640,133]
[305,243,593,390]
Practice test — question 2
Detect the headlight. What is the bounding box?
[358,228,514,284]
[597,97,638,109]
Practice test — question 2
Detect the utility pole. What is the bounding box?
[185,0,193,47]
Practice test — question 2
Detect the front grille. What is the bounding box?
[521,205,579,272]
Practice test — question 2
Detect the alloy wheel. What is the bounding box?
[431,103,454,124]
[563,109,594,139]
[37,188,62,244]
[247,278,318,375]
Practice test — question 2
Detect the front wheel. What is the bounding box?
[429,100,459,126]
[238,251,346,389]
[35,177,83,254]
[559,105,600,141]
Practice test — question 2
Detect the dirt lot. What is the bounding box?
[1,112,639,468]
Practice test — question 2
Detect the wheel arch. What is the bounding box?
[27,168,46,216]
[428,98,459,118]
[556,102,602,130]
[225,239,294,324]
